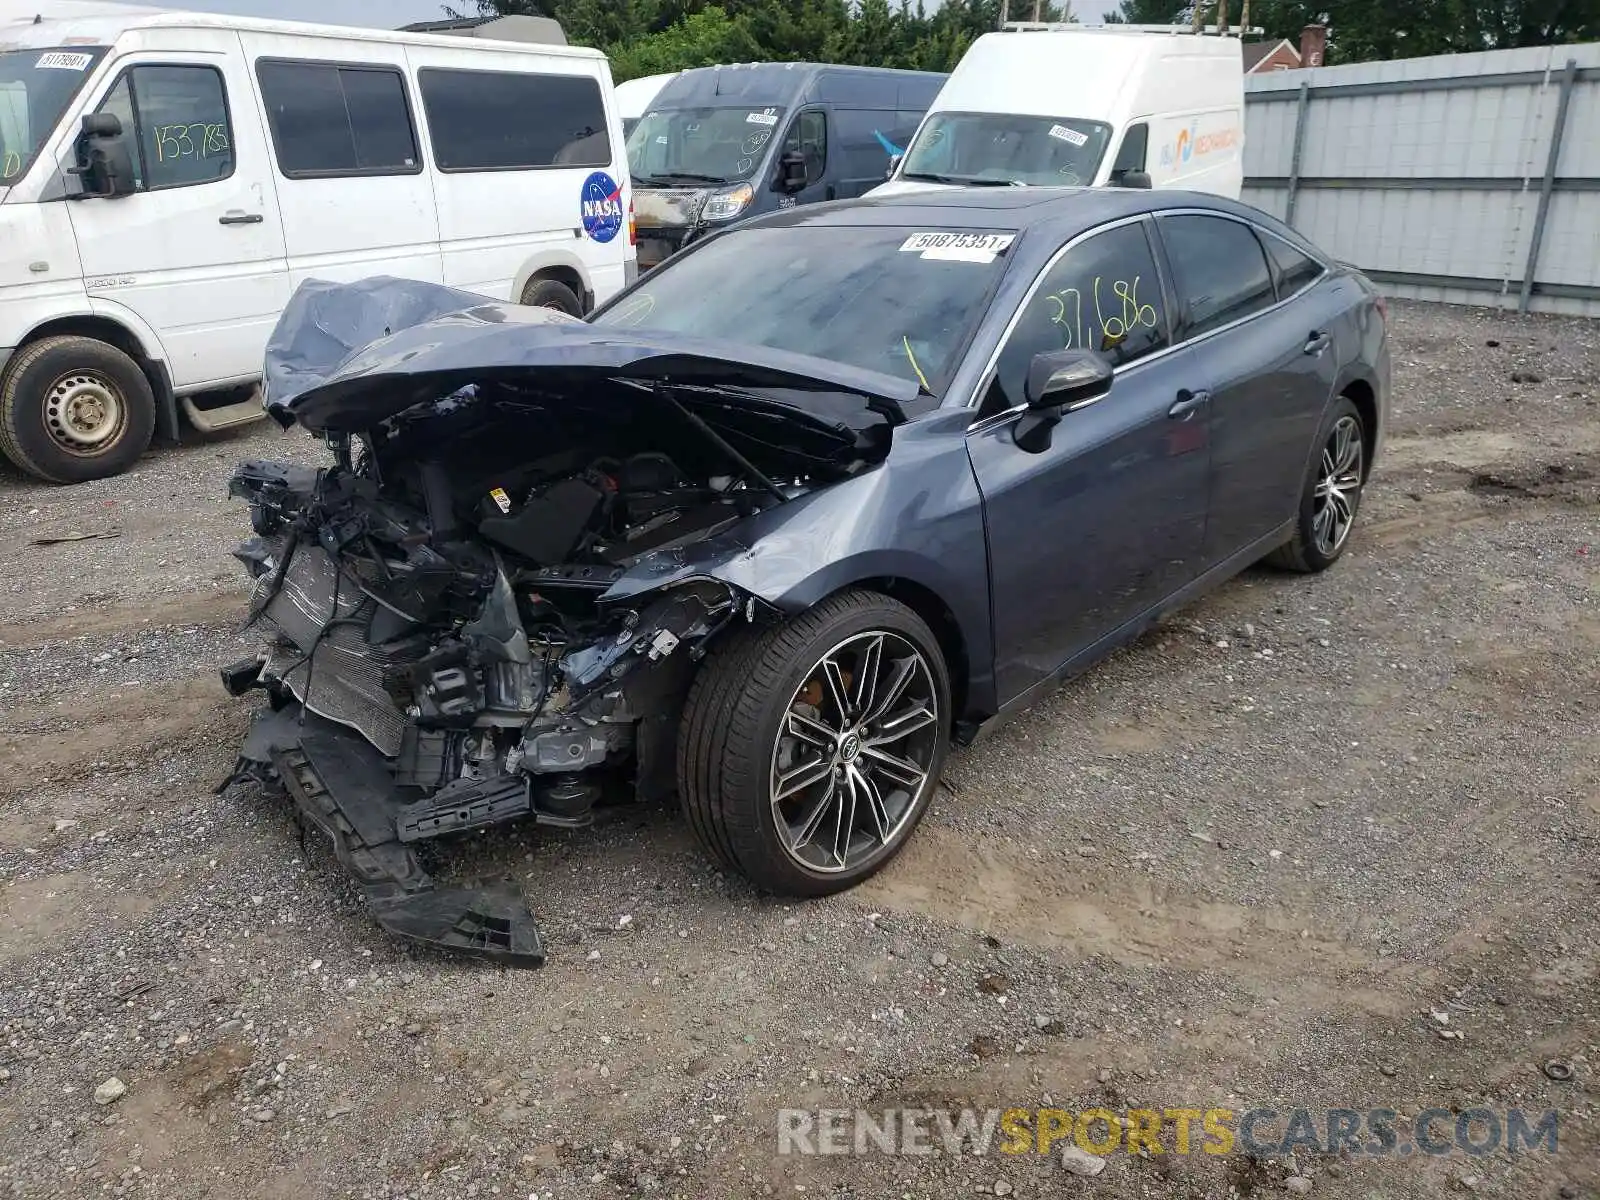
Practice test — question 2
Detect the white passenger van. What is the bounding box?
[0,5,635,483]
[615,71,678,138]
[872,25,1244,200]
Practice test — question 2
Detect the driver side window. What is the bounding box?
[781,109,827,186]
[96,64,234,192]
[1109,122,1148,184]
[984,221,1169,414]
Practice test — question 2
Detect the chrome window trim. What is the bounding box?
[965,207,1331,432]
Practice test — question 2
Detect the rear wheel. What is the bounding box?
[519,277,584,316]
[1266,396,1366,573]
[678,590,950,896]
[0,336,156,484]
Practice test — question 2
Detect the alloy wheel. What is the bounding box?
[1312,414,1363,557]
[768,630,941,873]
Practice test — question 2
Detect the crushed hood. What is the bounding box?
[262,276,918,440]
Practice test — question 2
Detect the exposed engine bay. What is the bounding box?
[222,283,917,965]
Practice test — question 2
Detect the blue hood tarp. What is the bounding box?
[262,277,918,437]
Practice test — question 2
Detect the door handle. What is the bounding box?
[1168,388,1211,420]
[1303,330,1332,356]
[219,211,263,225]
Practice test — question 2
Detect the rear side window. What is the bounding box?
[256,60,419,177]
[1262,233,1325,298]
[833,107,911,177]
[419,69,609,171]
[1158,214,1276,338]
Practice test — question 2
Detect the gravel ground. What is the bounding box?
[0,301,1595,1200]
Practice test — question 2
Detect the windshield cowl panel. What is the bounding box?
[901,111,1113,189]
[0,47,110,187]
[626,105,785,187]
[593,224,1017,398]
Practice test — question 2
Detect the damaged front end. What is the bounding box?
[221,278,913,965]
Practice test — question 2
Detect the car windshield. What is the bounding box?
[900,111,1112,188]
[0,47,109,186]
[625,104,785,186]
[592,224,1015,395]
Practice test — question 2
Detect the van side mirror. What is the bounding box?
[1115,170,1153,190]
[73,112,137,199]
[1015,350,1112,453]
[776,149,808,194]
[886,153,902,180]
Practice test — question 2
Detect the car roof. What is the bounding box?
[749,187,1301,247]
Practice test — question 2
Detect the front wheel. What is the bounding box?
[0,336,156,484]
[1266,396,1366,573]
[519,276,583,316]
[678,590,951,896]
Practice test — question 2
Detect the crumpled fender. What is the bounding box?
[599,418,998,717]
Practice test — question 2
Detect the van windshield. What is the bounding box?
[626,105,786,187]
[900,111,1112,188]
[593,224,1013,396]
[0,47,109,186]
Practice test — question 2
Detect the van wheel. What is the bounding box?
[520,277,584,316]
[0,336,156,484]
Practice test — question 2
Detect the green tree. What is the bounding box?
[607,5,766,80]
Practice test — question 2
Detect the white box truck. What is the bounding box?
[0,4,635,483]
[872,25,1244,200]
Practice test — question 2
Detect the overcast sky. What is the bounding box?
[101,0,450,25]
[99,0,1116,30]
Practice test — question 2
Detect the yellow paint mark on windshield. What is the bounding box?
[902,335,930,392]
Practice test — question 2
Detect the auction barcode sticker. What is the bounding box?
[36,52,94,71]
[899,232,1016,263]
[1048,124,1089,147]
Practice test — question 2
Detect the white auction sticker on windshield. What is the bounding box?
[899,232,1016,263]
[746,109,778,126]
[36,51,94,71]
[1048,124,1089,147]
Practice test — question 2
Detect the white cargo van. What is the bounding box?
[615,71,678,138]
[872,26,1243,200]
[0,6,635,483]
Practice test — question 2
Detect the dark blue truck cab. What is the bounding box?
[626,62,946,270]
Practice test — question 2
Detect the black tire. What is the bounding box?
[519,276,584,316]
[0,336,156,484]
[1266,396,1366,573]
[678,589,951,896]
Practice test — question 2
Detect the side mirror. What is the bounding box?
[1115,170,1153,190]
[776,149,808,194]
[886,152,902,180]
[1024,349,1113,410]
[1015,350,1112,453]
[74,113,137,198]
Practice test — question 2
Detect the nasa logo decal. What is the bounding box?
[580,171,624,243]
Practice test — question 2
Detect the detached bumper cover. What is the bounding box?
[236,704,545,967]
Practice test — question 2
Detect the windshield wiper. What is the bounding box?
[901,171,1021,188]
[636,172,731,187]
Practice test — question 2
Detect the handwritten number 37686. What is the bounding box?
[1046,275,1159,352]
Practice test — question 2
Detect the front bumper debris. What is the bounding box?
[231,703,546,967]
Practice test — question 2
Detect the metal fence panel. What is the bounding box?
[1244,41,1600,316]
